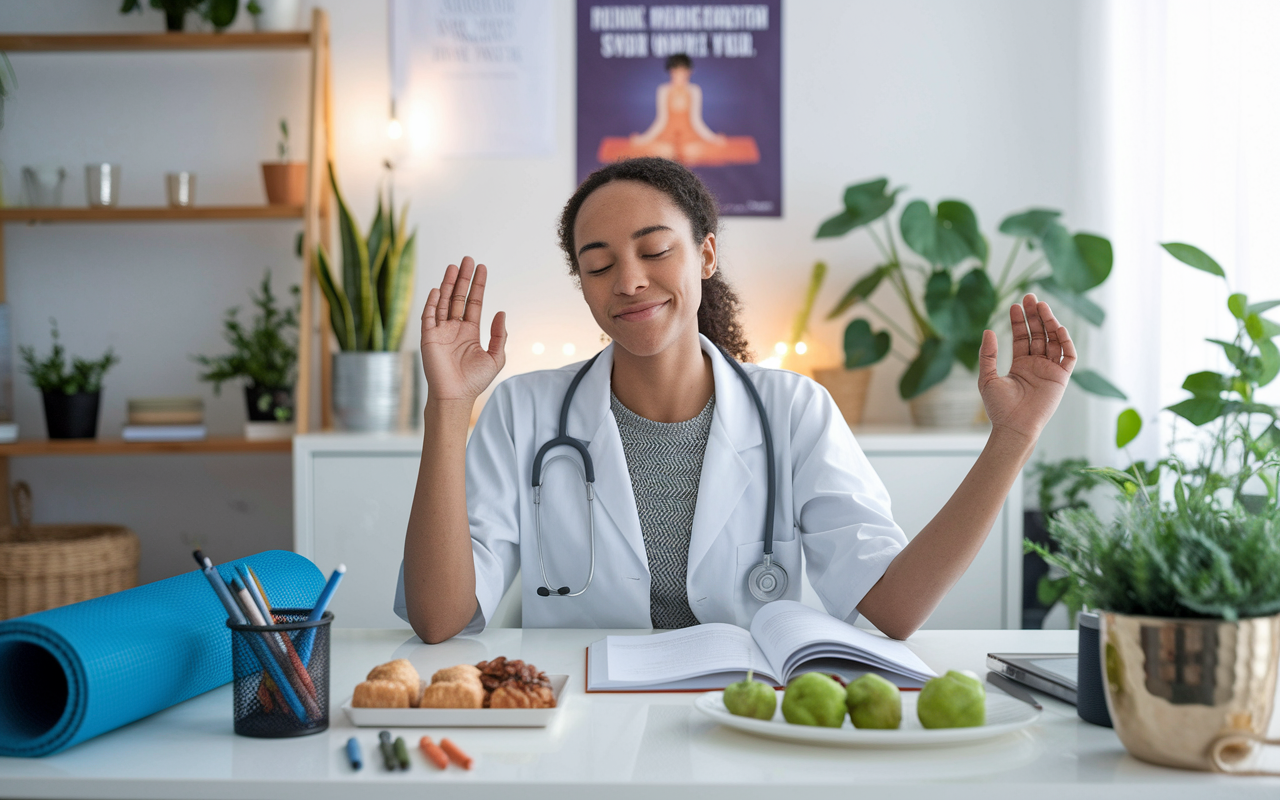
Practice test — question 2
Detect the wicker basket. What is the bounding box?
[0,482,140,620]
[812,365,873,427]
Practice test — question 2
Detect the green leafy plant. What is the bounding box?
[1029,458,1104,515]
[1028,242,1280,621]
[787,261,826,353]
[313,163,418,352]
[193,270,299,398]
[120,0,238,31]
[20,320,119,395]
[816,179,1123,400]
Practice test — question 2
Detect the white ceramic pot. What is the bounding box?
[251,0,301,31]
[908,365,985,427]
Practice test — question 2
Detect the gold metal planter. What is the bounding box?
[1100,611,1280,772]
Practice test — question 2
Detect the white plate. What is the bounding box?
[695,689,1040,747]
[342,674,568,728]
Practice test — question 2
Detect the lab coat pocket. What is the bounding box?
[732,532,802,626]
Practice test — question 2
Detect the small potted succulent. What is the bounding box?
[1030,242,1280,772]
[20,320,119,439]
[261,118,307,206]
[247,0,301,31]
[193,271,299,439]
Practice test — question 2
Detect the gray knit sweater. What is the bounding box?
[610,390,716,629]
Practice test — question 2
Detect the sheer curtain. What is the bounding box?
[1087,0,1280,466]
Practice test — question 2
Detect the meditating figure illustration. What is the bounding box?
[597,54,760,168]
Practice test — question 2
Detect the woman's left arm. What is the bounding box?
[857,294,1075,640]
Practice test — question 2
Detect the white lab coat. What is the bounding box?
[395,334,907,634]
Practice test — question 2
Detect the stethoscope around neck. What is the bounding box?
[530,344,786,603]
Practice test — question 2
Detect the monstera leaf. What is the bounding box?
[816,178,903,238]
[900,199,987,268]
[842,319,891,369]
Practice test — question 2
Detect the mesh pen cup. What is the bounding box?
[227,609,331,738]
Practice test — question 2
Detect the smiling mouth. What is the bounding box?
[615,300,668,322]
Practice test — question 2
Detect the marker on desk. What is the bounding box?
[394,736,410,771]
[378,730,398,771]
[298,564,345,665]
[346,737,363,771]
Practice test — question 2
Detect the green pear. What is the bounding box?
[917,670,986,729]
[845,673,902,729]
[781,672,846,727]
[723,670,777,720]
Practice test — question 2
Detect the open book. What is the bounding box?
[587,601,937,692]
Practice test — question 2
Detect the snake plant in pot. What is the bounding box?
[1028,243,1280,773]
[816,178,1125,426]
[314,163,419,431]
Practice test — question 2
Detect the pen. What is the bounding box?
[200,558,297,718]
[346,736,363,771]
[394,736,410,770]
[240,565,320,701]
[232,576,319,720]
[298,564,345,665]
[378,730,398,771]
[236,565,319,702]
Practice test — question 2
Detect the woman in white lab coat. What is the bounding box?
[401,158,1075,644]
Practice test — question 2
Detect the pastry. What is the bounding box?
[367,659,422,707]
[352,679,411,708]
[419,678,485,708]
[476,657,556,708]
[489,681,556,709]
[431,664,482,685]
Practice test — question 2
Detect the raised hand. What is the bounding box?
[420,257,507,402]
[976,293,1075,443]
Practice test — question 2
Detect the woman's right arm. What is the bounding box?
[403,257,507,644]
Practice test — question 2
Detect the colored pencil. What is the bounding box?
[232,576,320,720]
[237,565,318,701]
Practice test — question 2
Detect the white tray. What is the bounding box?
[694,689,1039,747]
[342,674,568,728]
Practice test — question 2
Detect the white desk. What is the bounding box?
[2,629,1276,799]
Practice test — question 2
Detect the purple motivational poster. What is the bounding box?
[577,2,783,216]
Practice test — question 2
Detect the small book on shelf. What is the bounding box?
[586,600,937,692]
[121,425,207,442]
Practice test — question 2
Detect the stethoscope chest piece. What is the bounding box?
[747,554,788,602]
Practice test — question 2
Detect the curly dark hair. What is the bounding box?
[664,53,693,71]
[556,157,753,362]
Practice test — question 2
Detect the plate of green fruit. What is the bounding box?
[695,670,1040,746]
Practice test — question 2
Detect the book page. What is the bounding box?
[603,623,776,685]
[749,601,936,683]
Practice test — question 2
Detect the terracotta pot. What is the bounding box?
[908,365,984,427]
[1100,611,1280,772]
[811,366,872,427]
[261,162,307,206]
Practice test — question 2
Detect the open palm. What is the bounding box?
[420,256,507,402]
[977,294,1075,443]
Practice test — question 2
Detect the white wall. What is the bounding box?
[0,0,1088,583]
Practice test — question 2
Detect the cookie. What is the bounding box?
[352,679,411,708]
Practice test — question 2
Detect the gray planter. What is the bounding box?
[332,352,418,432]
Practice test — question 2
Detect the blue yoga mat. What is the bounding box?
[0,549,324,757]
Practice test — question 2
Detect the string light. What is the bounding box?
[774,342,788,356]
[532,342,545,355]
[562,343,576,356]
[795,341,807,355]
[387,117,403,140]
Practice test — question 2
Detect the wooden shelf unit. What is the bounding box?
[0,205,304,223]
[0,437,291,457]
[0,13,334,520]
[0,32,311,52]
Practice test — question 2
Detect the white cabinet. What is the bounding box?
[294,426,1021,630]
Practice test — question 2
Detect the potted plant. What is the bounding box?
[119,0,239,32]
[788,261,875,426]
[247,0,301,32]
[1021,458,1104,628]
[261,119,307,206]
[20,320,119,439]
[193,270,299,439]
[1030,243,1280,772]
[816,179,1125,426]
[314,162,419,431]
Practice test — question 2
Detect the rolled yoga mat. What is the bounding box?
[0,549,324,757]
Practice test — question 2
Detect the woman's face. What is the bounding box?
[668,65,692,86]
[573,180,715,359]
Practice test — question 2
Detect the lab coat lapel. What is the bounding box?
[687,336,761,575]
[565,344,650,575]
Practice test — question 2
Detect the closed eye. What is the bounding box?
[642,249,670,259]
[586,264,612,275]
